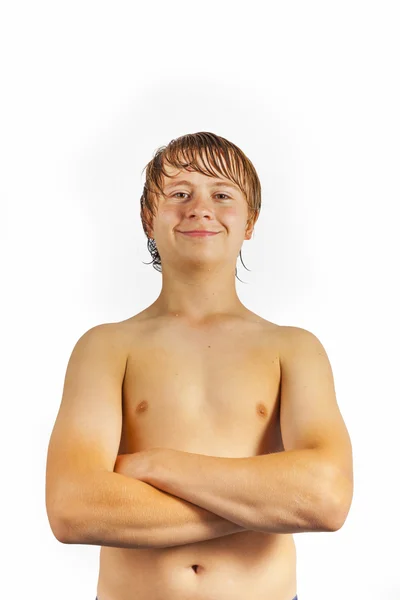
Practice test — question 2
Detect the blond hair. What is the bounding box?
[140,132,261,280]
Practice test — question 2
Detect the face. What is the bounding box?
[146,160,256,269]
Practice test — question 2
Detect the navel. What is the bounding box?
[190,564,204,574]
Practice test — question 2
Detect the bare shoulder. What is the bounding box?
[241,310,281,332]
[276,324,330,362]
[247,317,323,353]
[277,324,325,343]
[75,319,133,358]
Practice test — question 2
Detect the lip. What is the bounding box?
[178,231,220,237]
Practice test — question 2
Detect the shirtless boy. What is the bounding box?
[45,131,353,600]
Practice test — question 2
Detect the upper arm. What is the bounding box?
[279,326,353,500]
[45,323,127,535]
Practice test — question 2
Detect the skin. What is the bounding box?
[120,156,260,482]
[47,151,351,600]
[95,155,302,599]
[113,154,263,499]
[141,157,259,325]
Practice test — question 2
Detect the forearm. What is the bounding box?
[58,470,248,548]
[144,448,338,534]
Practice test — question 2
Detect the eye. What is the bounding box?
[172,193,231,201]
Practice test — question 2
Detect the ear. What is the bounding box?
[141,203,155,239]
[244,210,259,239]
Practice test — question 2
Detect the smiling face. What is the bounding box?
[146,158,257,271]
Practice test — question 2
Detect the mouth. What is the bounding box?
[178,231,220,237]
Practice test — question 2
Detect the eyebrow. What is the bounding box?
[163,179,241,192]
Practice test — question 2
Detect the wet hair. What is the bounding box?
[139,131,261,282]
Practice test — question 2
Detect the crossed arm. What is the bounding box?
[52,326,353,545]
[115,328,353,535]
[115,445,347,535]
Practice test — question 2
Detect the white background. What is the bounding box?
[2,1,399,599]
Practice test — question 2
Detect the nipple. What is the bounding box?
[136,400,149,413]
[256,402,268,419]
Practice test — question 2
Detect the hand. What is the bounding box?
[114,448,165,482]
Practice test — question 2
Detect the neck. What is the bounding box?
[149,263,246,324]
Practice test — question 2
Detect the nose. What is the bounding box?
[184,193,214,218]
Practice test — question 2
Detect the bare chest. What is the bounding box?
[118,321,284,459]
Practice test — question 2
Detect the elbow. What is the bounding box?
[46,492,70,543]
[47,494,83,544]
[321,506,346,532]
[320,471,354,532]
[46,475,100,544]
[48,509,74,543]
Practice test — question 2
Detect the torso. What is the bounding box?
[96,307,297,600]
